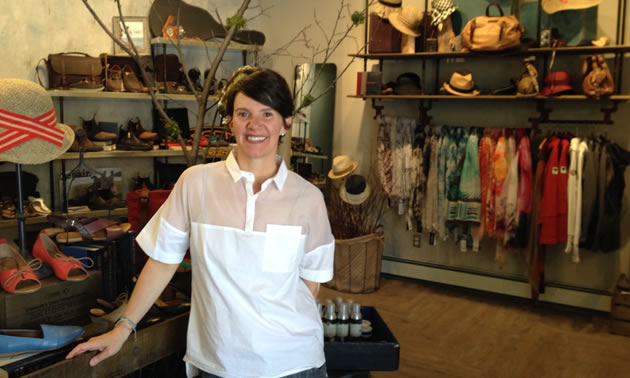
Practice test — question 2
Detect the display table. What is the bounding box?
[1,313,188,378]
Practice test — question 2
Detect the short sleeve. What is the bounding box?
[136,167,198,264]
[299,189,335,282]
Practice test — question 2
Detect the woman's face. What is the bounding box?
[229,92,290,165]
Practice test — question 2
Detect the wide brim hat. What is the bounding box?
[443,71,480,96]
[389,5,424,37]
[0,79,74,165]
[542,0,602,14]
[328,155,358,179]
[540,71,575,96]
[339,175,371,205]
[431,0,457,26]
[394,72,423,95]
[372,0,402,19]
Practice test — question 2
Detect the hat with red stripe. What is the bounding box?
[0,79,74,164]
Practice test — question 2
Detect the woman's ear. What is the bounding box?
[283,116,293,130]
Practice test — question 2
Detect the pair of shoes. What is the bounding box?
[105,64,148,93]
[83,116,117,142]
[68,126,103,152]
[0,240,42,294]
[28,197,52,215]
[117,127,153,151]
[32,230,91,281]
[1,197,16,219]
[128,118,158,141]
[0,324,84,357]
[106,64,124,92]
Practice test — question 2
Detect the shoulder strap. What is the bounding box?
[35,58,48,88]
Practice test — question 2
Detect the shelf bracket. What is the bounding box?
[419,100,433,127]
[371,98,384,119]
[528,99,618,126]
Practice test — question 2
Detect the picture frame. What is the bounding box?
[112,16,151,55]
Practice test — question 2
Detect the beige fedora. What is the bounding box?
[328,155,358,179]
[372,0,402,19]
[443,71,480,96]
[389,5,424,37]
[0,79,74,165]
[339,174,371,206]
[542,0,602,14]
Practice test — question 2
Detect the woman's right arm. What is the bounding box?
[65,257,180,366]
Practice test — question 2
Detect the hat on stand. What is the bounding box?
[540,71,575,96]
[328,155,358,179]
[443,71,480,96]
[541,0,602,14]
[372,0,402,19]
[0,79,74,165]
[339,174,371,205]
[431,0,457,26]
[394,73,423,95]
[389,5,425,37]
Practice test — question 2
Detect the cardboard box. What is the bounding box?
[0,271,102,329]
[324,307,399,371]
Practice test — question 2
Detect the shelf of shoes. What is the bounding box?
[57,145,233,160]
[0,207,128,229]
[348,94,630,100]
[151,36,261,52]
[48,89,219,102]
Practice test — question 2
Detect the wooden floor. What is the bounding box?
[320,276,630,378]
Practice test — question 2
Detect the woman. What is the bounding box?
[66,69,335,378]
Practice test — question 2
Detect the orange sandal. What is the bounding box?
[0,240,42,294]
[32,232,91,281]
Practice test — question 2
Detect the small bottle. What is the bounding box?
[334,297,344,314]
[349,303,363,339]
[316,300,323,321]
[323,304,337,342]
[336,303,350,342]
[346,299,354,312]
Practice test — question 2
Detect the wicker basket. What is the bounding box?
[324,232,384,293]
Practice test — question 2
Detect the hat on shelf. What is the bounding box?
[328,155,358,180]
[442,71,480,96]
[540,71,575,96]
[394,72,423,95]
[0,79,74,165]
[541,0,602,14]
[372,0,402,19]
[339,174,371,205]
[389,5,425,37]
[431,0,457,26]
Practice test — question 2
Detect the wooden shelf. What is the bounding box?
[0,207,128,229]
[48,89,219,102]
[151,36,261,52]
[348,94,630,101]
[350,45,630,60]
[292,151,329,160]
[57,146,233,160]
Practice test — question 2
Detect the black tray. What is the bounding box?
[324,306,400,371]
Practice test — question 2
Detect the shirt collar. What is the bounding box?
[225,150,288,191]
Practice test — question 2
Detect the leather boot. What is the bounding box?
[117,127,153,151]
[83,116,117,141]
[106,64,123,92]
[122,65,148,93]
[69,126,103,152]
[128,118,158,141]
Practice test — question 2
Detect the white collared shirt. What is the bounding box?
[137,151,334,378]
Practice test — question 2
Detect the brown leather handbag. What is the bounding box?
[40,52,104,89]
[582,55,614,99]
[461,3,524,52]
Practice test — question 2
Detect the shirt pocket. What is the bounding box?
[262,224,302,273]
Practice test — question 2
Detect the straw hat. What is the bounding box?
[372,0,402,19]
[389,5,425,37]
[339,174,371,205]
[0,79,74,165]
[541,0,602,14]
[328,155,358,179]
[443,71,480,96]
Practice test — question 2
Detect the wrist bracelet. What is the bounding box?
[116,316,137,341]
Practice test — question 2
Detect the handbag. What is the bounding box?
[582,54,614,99]
[461,3,524,52]
[39,52,104,89]
[368,14,402,53]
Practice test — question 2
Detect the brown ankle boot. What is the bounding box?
[69,126,103,152]
[128,118,158,141]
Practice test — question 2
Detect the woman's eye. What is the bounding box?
[263,112,273,118]
[237,111,249,118]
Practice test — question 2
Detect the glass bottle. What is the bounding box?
[336,303,350,342]
[349,303,363,339]
[323,303,337,342]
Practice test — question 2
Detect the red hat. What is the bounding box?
[540,71,575,96]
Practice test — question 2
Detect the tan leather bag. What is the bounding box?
[461,3,524,51]
[40,52,104,89]
[582,55,614,99]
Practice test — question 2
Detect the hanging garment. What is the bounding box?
[420,132,433,233]
[503,136,520,245]
[513,135,532,249]
[565,138,580,261]
[528,141,549,301]
[446,128,470,245]
[423,134,440,234]
[592,142,630,252]
[539,138,561,245]
[459,132,482,250]
[556,138,570,243]
[492,135,508,240]
[567,140,588,262]
[478,133,495,241]
[580,140,599,249]
[376,115,394,196]
[437,128,450,239]
[408,133,424,231]
[391,117,415,201]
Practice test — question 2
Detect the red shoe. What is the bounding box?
[0,241,41,294]
[32,232,90,282]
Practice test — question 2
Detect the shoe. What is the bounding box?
[28,197,52,215]
[32,231,90,281]
[23,201,37,217]
[1,197,16,219]
[83,116,117,142]
[122,65,148,93]
[75,216,131,241]
[0,241,41,294]
[0,324,83,357]
[128,118,158,141]
[90,293,128,331]
[68,126,103,152]
[47,214,93,243]
[68,79,104,91]
[117,128,153,151]
[187,68,203,92]
[106,64,123,92]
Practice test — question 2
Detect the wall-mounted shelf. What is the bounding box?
[349,94,630,101]
[57,146,233,160]
[151,37,261,52]
[292,151,329,160]
[0,207,128,229]
[48,89,218,102]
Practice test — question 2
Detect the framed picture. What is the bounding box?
[112,16,151,55]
